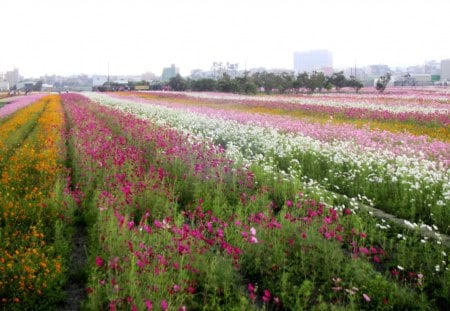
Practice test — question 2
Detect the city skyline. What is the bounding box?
[1,0,450,78]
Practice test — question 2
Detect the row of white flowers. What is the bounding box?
[85,92,449,230]
[174,91,450,115]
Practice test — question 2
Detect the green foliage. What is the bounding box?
[376,73,391,93]
[191,78,218,92]
[168,74,188,91]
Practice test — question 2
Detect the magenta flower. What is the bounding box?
[95,256,104,267]
[359,247,370,256]
[161,300,168,310]
[262,289,271,302]
[145,300,153,310]
[173,284,181,293]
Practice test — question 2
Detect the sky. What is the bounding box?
[1,0,449,78]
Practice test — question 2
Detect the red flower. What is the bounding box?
[95,256,104,267]
[262,289,271,302]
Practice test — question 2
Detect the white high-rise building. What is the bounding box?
[293,50,333,74]
[5,68,20,87]
[441,59,450,81]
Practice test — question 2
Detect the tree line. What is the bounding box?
[166,71,365,94]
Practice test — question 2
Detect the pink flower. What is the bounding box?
[143,224,152,234]
[95,256,104,267]
[363,293,371,302]
[137,260,145,269]
[154,220,163,228]
[161,300,168,310]
[127,221,135,230]
[145,300,153,310]
[286,200,293,207]
[262,289,271,302]
[250,227,256,236]
[359,247,369,256]
[247,283,255,293]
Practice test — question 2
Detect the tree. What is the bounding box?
[375,72,391,93]
[235,75,257,94]
[191,78,218,91]
[168,74,188,91]
[218,73,239,93]
[293,72,309,92]
[347,76,364,93]
[329,71,347,91]
[305,71,326,93]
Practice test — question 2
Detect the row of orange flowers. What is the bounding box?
[0,95,69,309]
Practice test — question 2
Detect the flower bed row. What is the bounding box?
[86,92,450,234]
[62,93,449,310]
[0,95,71,310]
[112,92,450,164]
[0,94,46,119]
[121,91,450,141]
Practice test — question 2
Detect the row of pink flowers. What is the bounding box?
[0,94,46,118]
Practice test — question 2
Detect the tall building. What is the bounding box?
[368,65,390,76]
[5,68,20,87]
[441,59,450,81]
[161,64,179,81]
[293,50,333,73]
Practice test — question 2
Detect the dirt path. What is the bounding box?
[59,215,88,311]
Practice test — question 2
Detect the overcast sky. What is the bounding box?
[1,0,449,78]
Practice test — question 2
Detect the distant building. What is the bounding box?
[0,81,9,91]
[41,84,54,92]
[293,50,333,73]
[141,71,157,82]
[441,59,450,81]
[5,68,20,88]
[161,64,179,81]
[190,69,214,80]
[393,74,432,86]
[368,65,390,76]
[92,75,108,87]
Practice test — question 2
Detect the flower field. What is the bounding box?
[1,90,449,310]
[0,95,71,309]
